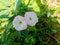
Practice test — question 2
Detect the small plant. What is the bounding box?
[0,0,59,45]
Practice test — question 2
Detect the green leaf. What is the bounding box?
[51,30,57,34]
[5,22,12,32]
[21,30,29,37]
[14,0,22,15]
[51,18,57,23]
[35,0,41,9]
[0,15,9,18]
[38,12,46,18]
[35,0,48,12]
[2,22,12,45]
[16,31,21,40]
[57,37,60,44]
[50,9,55,15]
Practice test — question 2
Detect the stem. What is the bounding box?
[46,34,58,44]
[17,31,21,43]
[26,0,30,6]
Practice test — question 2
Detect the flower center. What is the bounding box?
[29,17,32,20]
[19,21,22,25]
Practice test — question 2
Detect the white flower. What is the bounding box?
[25,12,38,26]
[13,16,27,31]
[47,12,51,17]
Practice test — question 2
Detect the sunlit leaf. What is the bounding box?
[14,0,22,15]
[2,22,12,44]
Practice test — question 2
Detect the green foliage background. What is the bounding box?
[0,0,60,45]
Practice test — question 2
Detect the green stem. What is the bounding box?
[26,0,30,6]
[17,31,21,42]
